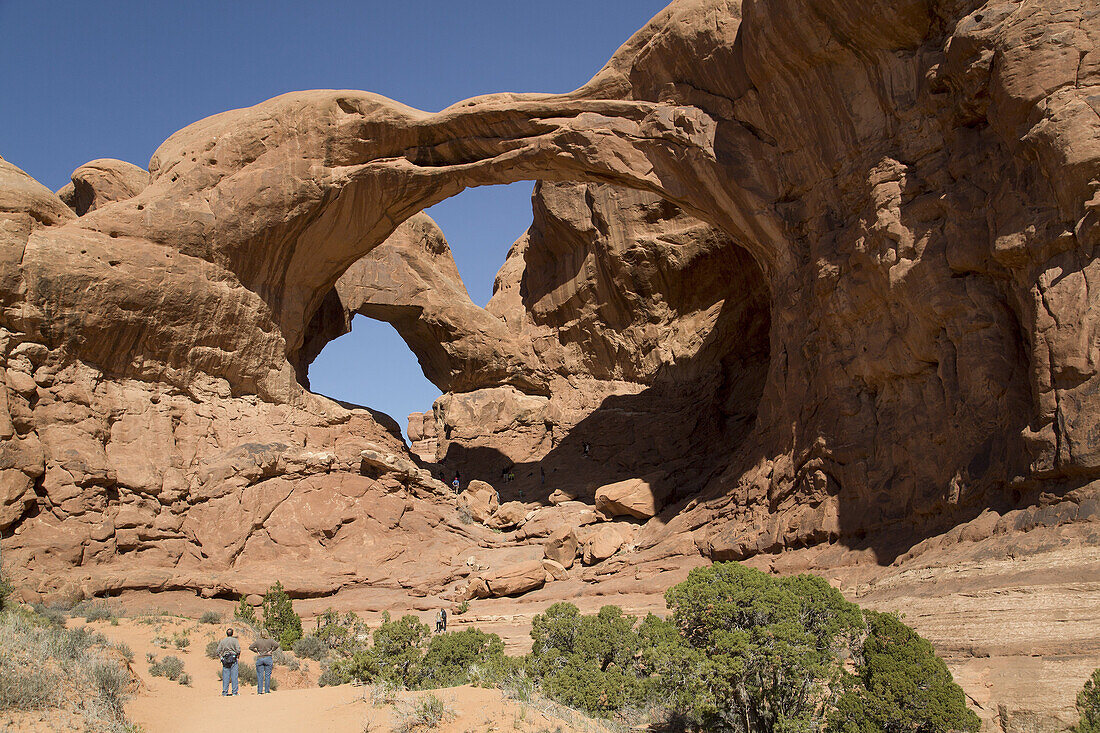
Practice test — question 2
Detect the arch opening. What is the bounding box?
[297,175,773,511]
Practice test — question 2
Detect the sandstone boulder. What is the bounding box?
[583,525,626,565]
[543,525,579,569]
[457,480,499,523]
[486,501,528,530]
[595,478,662,519]
[548,489,579,505]
[542,558,569,581]
[475,560,546,598]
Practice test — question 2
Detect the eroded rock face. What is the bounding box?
[1,0,1099,726]
[56,159,149,216]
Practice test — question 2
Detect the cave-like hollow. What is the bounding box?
[297,179,773,512]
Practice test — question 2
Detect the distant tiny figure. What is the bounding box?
[451,476,460,493]
[440,607,448,632]
[582,442,590,458]
[249,630,279,695]
[217,628,241,696]
[435,609,445,633]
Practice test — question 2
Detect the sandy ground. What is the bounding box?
[78,615,612,733]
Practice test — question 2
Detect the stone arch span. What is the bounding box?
[62,89,786,401]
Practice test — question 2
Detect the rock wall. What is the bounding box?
[2,0,1099,728]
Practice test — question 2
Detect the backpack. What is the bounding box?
[220,647,238,667]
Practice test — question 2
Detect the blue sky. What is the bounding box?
[0,0,669,437]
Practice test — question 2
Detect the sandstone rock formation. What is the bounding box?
[56,159,148,216]
[2,0,1099,728]
[457,480,498,523]
[595,477,663,519]
[543,526,579,569]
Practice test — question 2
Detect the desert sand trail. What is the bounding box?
[83,615,599,733]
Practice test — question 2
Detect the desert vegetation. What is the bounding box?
[0,571,138,732]
[1078,669,1100,733]
[298,562,980,732]
[234,580,303,650]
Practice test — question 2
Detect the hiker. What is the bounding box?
[435,609,445,633]
[582,442,590,458]
[440,607,448,632]
[249,631,279,695]
[451,475,460,493]
[216,628,241,696]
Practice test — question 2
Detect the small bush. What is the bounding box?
[454,600,469,616]
[172,631,190,649]
[199,610,222,625]
[204,639,220,659]
[114,641,134,663]
[368,679,401,706]
[149,655,186,682]
[0,659,62,709]
[393,693,454,733]
[178,672,192,686]
[30,603,66,627]
[273,647,299,670]
[89,659,129,709]
[416,628,506,689]
[83,603,116,623]
[293,634,327,661]
[234,596,259,627]
[146,651,156,663]
[318,665,343,688]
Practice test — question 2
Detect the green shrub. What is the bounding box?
[455,600,470,616]
[0,571,13,612]
[325,613,430,687]
[199,610,222,625]
[656,563,864,730]
[528,603,645,716]
[318,663,344,687]
[314,608,369,656]
[513,562,979,731]
[416,628,506,688]
[149,655,186,682]
[828,611,980,733]
[293,634,327,661]
[204,639,219,659]
[371,614,429,687]
[1077,669,1100,733]
[234,596,258,627]
[261,581,302,650]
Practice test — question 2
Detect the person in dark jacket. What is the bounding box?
[249,631,279,694]
[216,628,241,696]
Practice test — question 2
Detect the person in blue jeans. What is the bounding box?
[249,632,279,694]
[216,628,241,696]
